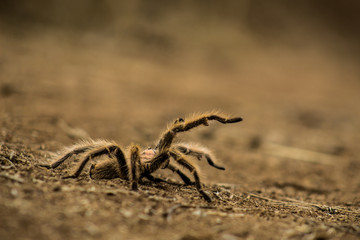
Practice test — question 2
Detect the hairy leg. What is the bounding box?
[144,174,166,183]
[142,163,192,185]
[129,144,141,190]
[175,145,225,170]
[63,145,127,179]
[170,151,212,202]
[39,140,117,169]
[141,151,170,177]
[38,146,92,169]
[166,163,192,185]
[156,112,242,152]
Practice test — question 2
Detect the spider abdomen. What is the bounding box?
[89,158,127,180]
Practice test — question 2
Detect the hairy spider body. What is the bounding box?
[40,112,242,202]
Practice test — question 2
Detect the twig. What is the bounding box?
[0,157,16,169]
[0,173,24,183]
[246,193,276,202]
[246,192,360,215]
[1,165,13,170]
[206,210,245,218]
[264,143,336,165]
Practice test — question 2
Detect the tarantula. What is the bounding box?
[40,112,242,202]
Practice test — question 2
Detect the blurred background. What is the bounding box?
[0,0,359,153]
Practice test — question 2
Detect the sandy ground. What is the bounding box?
[1,5,360,239]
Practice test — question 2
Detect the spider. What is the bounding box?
[40,112,242,202]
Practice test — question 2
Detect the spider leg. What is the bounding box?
[143,163,192,185]
[144,174,166,183]
[175,145,225,170]
[156,113,242,151]
[141,151,171,178]
[170,151,212,202]
[129,144,141,190]
[166,163,193,185]
[63,145,128,179]
[38,146,92,169]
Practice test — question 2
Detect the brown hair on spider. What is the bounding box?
[39,112,242,202]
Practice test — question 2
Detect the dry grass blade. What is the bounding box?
[247,193,360,215]
[0,172,24,183]
[264,143,337,165]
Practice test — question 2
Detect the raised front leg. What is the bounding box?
[155,112,242,152]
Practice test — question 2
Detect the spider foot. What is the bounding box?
[150,177,166,183]
[131,182,138,191]
[144,174,167,183]
[62,175,78,179]
[199,190,212,202]
[183,181,195,186]
[37,164,52,169]
[89,164,95,179]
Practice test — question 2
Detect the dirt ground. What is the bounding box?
[1,2,360,240]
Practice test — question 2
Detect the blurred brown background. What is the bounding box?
[1,1,360,51]
[1,1,360,239]
[1,0,359,145]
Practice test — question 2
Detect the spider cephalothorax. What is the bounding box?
[40,112,242,202]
